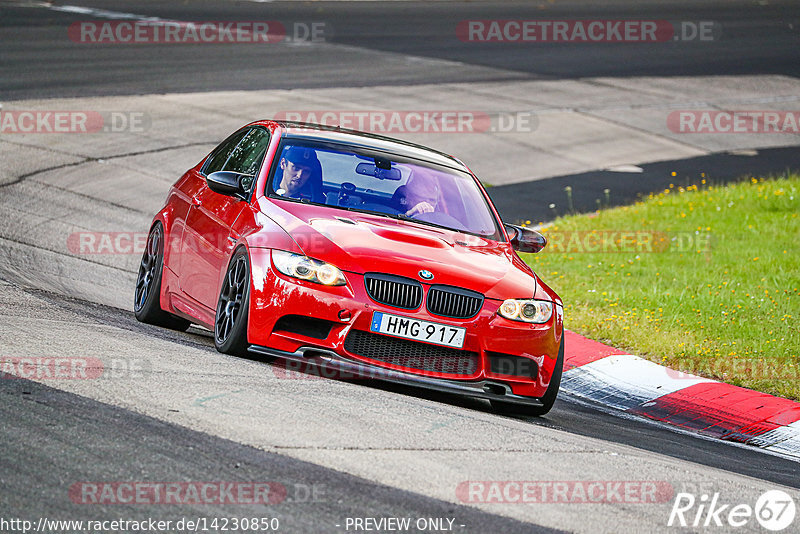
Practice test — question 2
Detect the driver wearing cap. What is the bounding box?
[275,146,322,202]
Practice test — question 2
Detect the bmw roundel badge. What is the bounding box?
[419,270,434,280]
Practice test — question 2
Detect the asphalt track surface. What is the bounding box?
[1,374,551,534]
[2,0,800,99]
[491,145,800,224]
[1,1,800,533]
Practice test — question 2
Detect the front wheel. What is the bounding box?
[214,248,251,356]
[491,338,564,417]
[134,222,191,331]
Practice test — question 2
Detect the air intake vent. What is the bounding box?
[426,285,483,319]
[364,273,423,310]
[344,330,479,376]
[273,315,335,340]
[487,352,538,379]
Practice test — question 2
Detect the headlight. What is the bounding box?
[499,299,553,324]
[271,250,346,286]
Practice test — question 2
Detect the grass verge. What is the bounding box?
[522,173,800,399]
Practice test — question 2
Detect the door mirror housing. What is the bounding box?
[206,171,252,199]
[505,224,547,253]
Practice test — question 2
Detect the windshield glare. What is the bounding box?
[267,141,502,239]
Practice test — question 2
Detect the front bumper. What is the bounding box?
[247,247,563,399]
[247,344,546,407]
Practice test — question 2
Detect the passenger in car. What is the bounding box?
[400,171,442,217]
[390,185,409,212]
[274,147,323,202]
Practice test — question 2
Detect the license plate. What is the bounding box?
[370,312,466,349]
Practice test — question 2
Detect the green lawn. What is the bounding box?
[522,174,800,399]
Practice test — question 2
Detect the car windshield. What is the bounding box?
[266,140,502,240]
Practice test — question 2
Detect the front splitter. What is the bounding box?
[248,344,544,407]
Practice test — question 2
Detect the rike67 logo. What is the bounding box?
[668,490,796,531]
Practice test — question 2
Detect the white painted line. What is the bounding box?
[754,420,800,456]
[604,164,643,173]
[39,4,286,46]
[563,352,800,459]
[560,390,800,462]
[561,354,714,411]
[49,4,167,23]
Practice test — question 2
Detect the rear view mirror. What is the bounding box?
[355,162,401,181]
[206,171,252,199]
[505,224,547,253]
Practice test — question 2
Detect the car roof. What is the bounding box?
[252,120,468,172]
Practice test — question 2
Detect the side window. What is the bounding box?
[223,128,270,177]
[203,129,249,175]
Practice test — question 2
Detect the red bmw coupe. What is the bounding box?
[134,121,564,415]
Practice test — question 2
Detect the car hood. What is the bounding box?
[264,201,539,300]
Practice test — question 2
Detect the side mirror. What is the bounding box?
[206,171,252,199]
[505,224,547,253]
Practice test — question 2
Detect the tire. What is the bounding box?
[214,248,251,356]
[491,338,564,417]
[134,222,191,331]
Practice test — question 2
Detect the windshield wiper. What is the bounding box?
[341,206,395,219]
